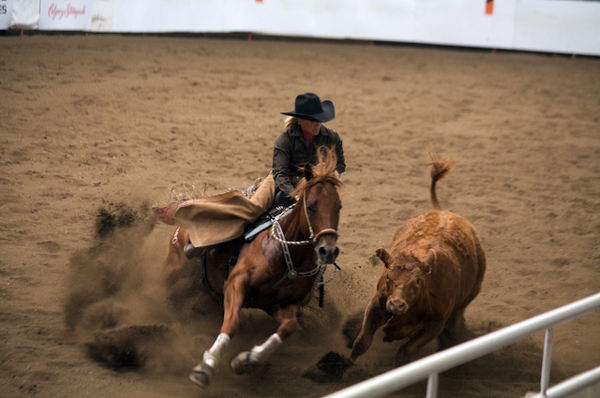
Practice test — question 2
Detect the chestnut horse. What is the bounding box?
[163,148,343,388]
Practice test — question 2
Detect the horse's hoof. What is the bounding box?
[230,352,256,375]
[189,364,212,388]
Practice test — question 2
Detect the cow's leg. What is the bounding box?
[189,274,247,388]
[230,304,298,374]
[350,296,387,362]
[399,321,445,357]
[439,309,466,350]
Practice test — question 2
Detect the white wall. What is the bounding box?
[6,0,38,29]
[514,0,600,55]
[5,0,600,56]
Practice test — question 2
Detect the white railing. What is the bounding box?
[323,292,600,398]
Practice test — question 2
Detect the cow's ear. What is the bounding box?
[304,164,314,181]
[376,248,391,268]
[419,249,435,276]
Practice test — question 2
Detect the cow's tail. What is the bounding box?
[428,153,454,210]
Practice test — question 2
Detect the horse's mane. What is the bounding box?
[292,146,344,198]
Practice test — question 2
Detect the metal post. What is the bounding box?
[541,327,554,395]
[426,373,439,398]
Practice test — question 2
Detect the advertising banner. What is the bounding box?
[0,0,12,30]
[39,0,92,30]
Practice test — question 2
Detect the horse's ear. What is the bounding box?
[304,164,314,181]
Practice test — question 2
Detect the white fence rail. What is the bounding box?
[323,292,600,398]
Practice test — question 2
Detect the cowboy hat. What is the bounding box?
[281,93,335,123]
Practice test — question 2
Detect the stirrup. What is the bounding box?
[184,242,203,259]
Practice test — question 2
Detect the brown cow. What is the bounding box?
[348,156,486,363]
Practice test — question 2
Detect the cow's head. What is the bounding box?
[376,248,434,315]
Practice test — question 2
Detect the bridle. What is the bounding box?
[271,188,339,280]
[271,190,338,246]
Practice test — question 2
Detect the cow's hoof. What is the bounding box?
[231,352,257,375]
[189,364,212,388]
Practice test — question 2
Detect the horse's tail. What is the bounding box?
[428,153,454,210]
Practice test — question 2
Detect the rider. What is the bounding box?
[272,92,346,208]
[152,92,346,253]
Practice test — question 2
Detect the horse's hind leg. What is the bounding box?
[230,333,283,375]
[230,305,298,375]
[163,227,192,286]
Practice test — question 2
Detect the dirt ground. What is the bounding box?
[0,33,599,398]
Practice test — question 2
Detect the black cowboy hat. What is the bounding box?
[281,93,335,123]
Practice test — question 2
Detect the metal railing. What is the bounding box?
[322,292,600,398]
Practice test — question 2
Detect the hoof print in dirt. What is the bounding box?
[85,325,171,370]
[302,351,353,383]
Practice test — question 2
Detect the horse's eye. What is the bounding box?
[306,203,317,215]
[415,278,421,285]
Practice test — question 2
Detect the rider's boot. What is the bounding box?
[183,241,203,259]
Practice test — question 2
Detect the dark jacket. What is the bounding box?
[272,123,346,196]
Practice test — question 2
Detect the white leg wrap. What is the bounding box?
[249,333,283,364]
[203,333,230,369]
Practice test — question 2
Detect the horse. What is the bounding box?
[162,147,344,388]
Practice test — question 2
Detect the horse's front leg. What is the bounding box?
[189,273,247,388]
[230,304,299,375]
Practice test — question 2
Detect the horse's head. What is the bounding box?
[294,147,344,264]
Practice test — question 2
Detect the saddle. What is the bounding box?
[243,204,293,241]
[182,202,337,308]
